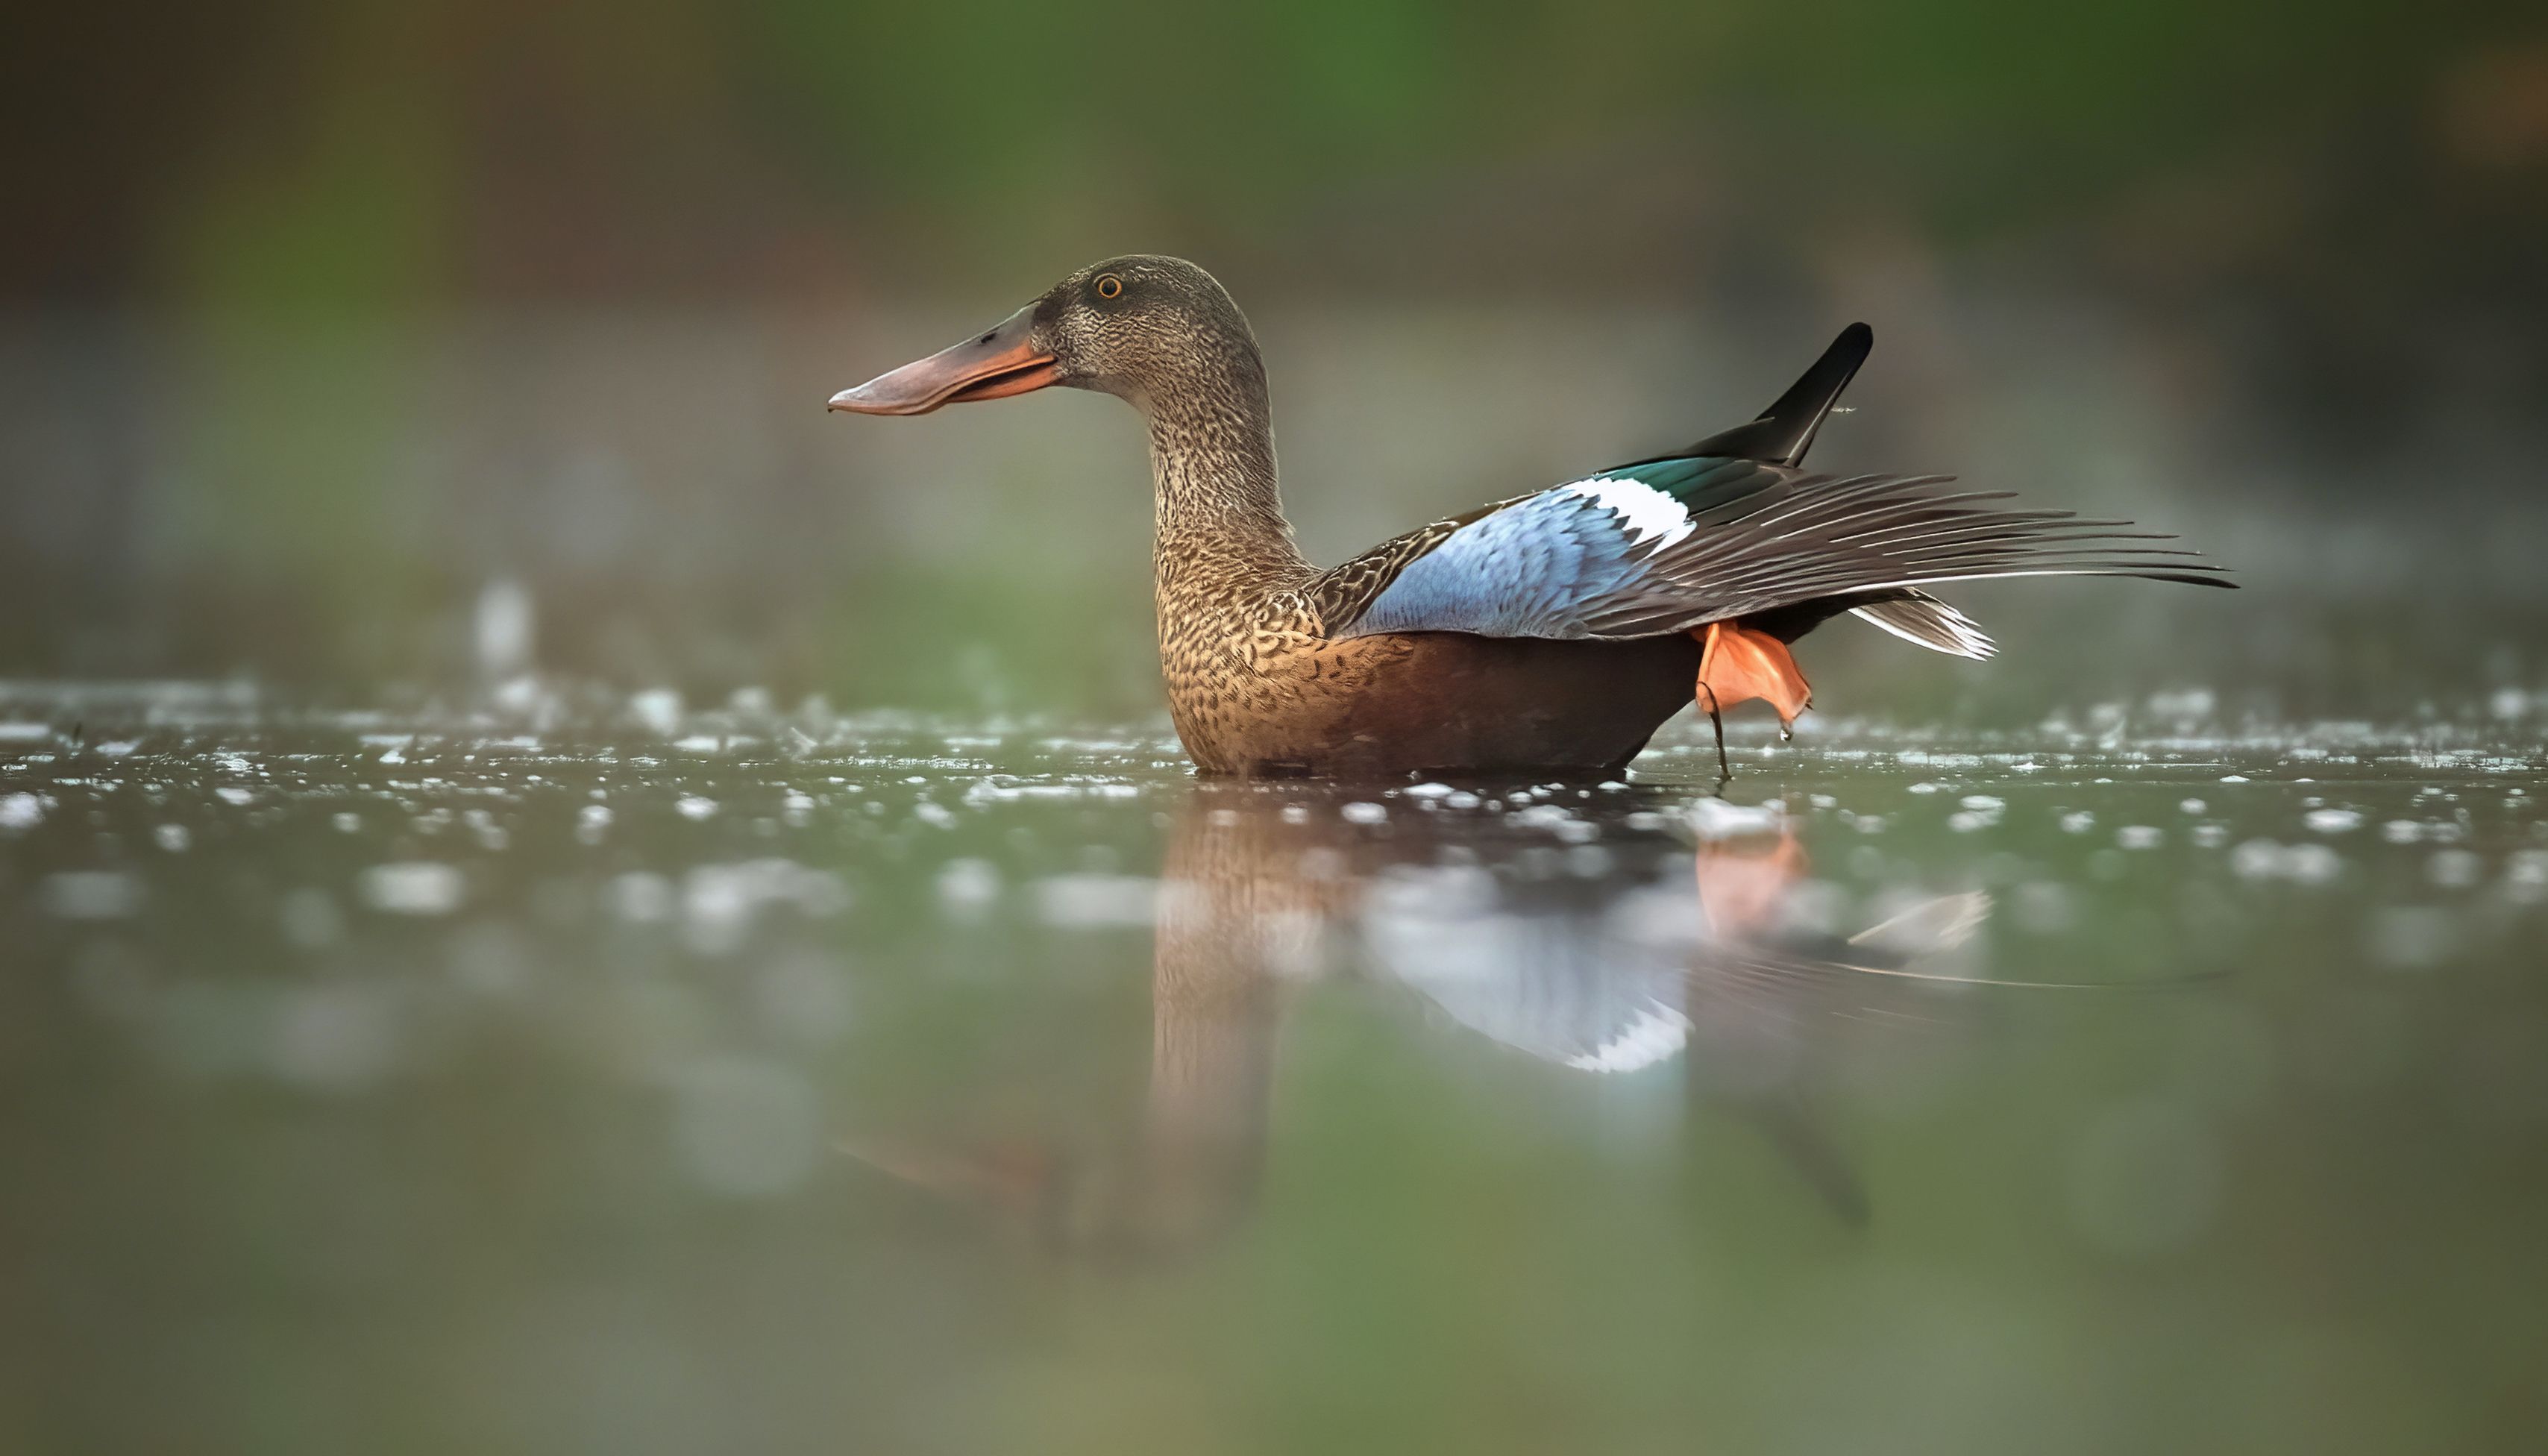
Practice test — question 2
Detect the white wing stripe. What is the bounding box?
[1557,477,1695,551]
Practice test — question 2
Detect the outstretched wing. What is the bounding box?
[1314,455,2231,644]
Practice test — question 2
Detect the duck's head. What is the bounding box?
[828,255,1258,417]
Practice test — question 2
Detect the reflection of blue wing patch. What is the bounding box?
[1349,477,1695,638]
[1364,866,1692,1073]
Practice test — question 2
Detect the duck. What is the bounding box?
[830,256,2232,780]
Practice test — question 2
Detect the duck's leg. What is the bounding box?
[1696,682,1730,785]
[1691,620,1814,746]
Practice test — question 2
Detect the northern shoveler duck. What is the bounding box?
[831,256,2232,779]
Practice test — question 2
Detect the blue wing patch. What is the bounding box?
[1348,474,1703,638]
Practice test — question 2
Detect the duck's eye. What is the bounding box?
[1094,274,1123,300]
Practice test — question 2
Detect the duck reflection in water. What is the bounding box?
[842,788,1996,1264]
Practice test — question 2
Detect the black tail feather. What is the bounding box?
[1681,322,1874,467]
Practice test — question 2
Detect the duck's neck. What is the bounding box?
[1141,351,1311,600]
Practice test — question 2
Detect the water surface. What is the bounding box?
[4,691,2544,1453]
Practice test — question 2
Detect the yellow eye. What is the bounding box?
[1095,274,1123,300]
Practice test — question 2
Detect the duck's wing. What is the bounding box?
[1620,322,1996,658]
[1303,323,1869,636]
[1312,454,2232,643]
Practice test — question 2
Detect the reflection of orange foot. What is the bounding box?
[1696,828,1807,937]
[1693,621,1813,732]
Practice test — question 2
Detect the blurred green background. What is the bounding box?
[4,0,2546,720]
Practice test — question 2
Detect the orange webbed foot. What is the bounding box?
[1693,620,1813,737]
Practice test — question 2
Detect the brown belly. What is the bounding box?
[1187,632,1704,781]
